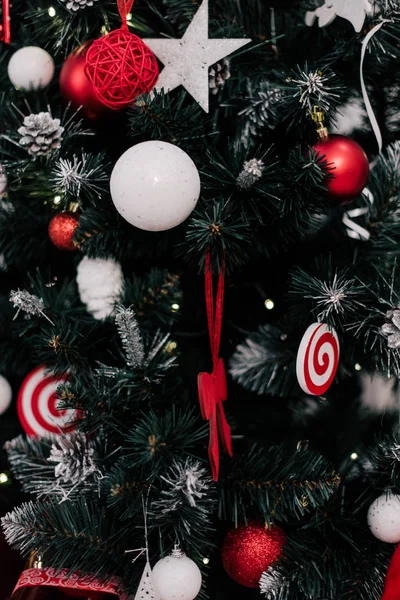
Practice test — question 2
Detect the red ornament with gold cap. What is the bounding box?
[85,0,159,110]
[311,106,370,204]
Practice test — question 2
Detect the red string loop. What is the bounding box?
[117,0,135,28]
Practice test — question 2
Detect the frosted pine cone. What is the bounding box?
[60,0,98,11]
[209,59,231,95]
[18,112,64,157]
[381,309,400,349]
[48,433,97,485]
[237,158,265,189]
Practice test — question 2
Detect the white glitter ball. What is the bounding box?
[110,141,200,232]
[368,493,400,543]
[152,552,202,600]
[8,47,54,90]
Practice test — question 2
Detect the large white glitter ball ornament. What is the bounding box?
[8,47,55,90]
[0,375,12,416]
[76,256,124,320]
[368,492,400,543]
[152,547,202,600]
[110,141,201,232]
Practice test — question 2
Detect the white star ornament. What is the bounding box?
[144,0,251,113]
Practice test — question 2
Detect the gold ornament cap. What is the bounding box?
[311,105,329,140]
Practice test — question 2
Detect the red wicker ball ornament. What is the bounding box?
[313,135,369,203]
[48,212,79,251]
[222,521,286,588]
[85,28,159,110]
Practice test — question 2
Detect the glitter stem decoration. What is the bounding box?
[197,249,232,481]
[85,0,159,109]
[126,488,160,600]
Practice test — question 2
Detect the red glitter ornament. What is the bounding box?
[222,521,285,588]
[85,0,159,110]
[48,212,79,251]
[313,134,369,204]
[60,42,107,120]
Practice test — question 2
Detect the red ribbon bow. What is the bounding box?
[197,249,232,482]
[0,0,10,44]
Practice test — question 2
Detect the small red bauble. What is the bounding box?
[313,134,369,203]
[60,42,107,120]
[222,521,286,588]
[84,29,159,110]
[48,212,79,251]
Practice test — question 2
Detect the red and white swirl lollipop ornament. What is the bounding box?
[17,365,78,437]
[296,323,340,396]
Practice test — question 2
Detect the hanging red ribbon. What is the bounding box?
[116,0,135,28]
[1,0,10,44]
[197,248,232,482]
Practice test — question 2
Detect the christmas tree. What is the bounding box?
[3,0,400,598]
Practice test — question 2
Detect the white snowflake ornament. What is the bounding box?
[134,562,160,600]
[305,0,373,33]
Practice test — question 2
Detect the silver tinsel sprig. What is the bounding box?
[259,568,286,598]
[115,305,145,369]
[158,457,211,512]
[209,58,231,95]
[1,501,37,548]
[237,158,265,189]
[18,112,64,157]
[381,309,400,349]
[51,153,108,198]
[10,289,54,324]
[48,433,97,485]
[61,0,98,11]
[307,273,359,321]
[290,68,340,112]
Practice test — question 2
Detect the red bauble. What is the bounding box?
[48,212,79,251]
[222,521,286,588]
[313,135,369,203]
[85,29,159,110]
[60,43,107,120]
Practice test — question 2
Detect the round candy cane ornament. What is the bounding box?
[17,365,78,437]
[296,323,340,395]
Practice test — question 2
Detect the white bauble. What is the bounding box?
[0,375,12,415]
[152,548,202,600]
[110,141,200,232]
[368,493,400,543]
[8,47,55,90]
[76,256,123,320]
